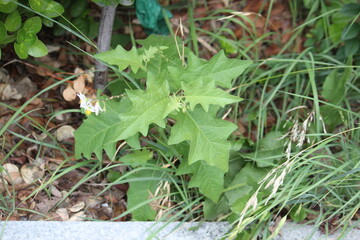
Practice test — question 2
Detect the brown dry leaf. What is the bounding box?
[9,155,27,165]
[58,48,68,67]
[15,76,38,97]
[74,67,84,75]
[17,189,34,201]
[20,163,44,184]
[23,98,44,113]
[243,0,268,12]
[33,65,53,77]
[0,84,22,100]
[68,201,85,213]
[0,179,8,193]
[1,163,24,185]
[62,84,77,101]
[56,208,69,221]
[73,75,85,93]
[57,170,85,190]
[69,211,86,221]
[36,196,62,215]
[86,197,105,208]
[83,70,94,83]
[55,125,75,142]
[44,212,63,221]
[50,185,62,198]
[112,202,127,221]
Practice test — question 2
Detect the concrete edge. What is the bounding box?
[0,221,359,240]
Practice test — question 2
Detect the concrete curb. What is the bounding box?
[0,221,230,240]
[0,221,359,240]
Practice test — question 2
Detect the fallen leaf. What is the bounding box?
[56,208,69,221]
[50,185,62,198]
[62,84,77,101]
[69,211,86,221]
[44,212,63,221]
[68,201,85,213]
[17,189,34,201]
[112,202,127,221]
[86,197,105,208]
[74,67,84,75]
[36,196,62,215]
[0,84,22,100]
[73,75,85,93]
[15,76,38,97]
[0,179,8,193]
[55,125,75,142]
[21,163,44,184]
[1,163,24,185]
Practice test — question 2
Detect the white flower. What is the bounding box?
[77,92,90,108]
[77,92,103,116]
[93,101,103,116]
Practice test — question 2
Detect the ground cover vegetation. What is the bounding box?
[0,0,359,239]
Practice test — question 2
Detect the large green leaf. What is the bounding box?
[95,45,145,73]
[14,42,28,59]
[42,1,64,18]
[321,65,351,104]
[225,164,269,214]
[29,0,50,12]
[203,196,230,220]
[119,149,152,166]
[344,37,360,56]
[115,80,172,140]
[243,131,285,167]
[75,81,173,160]
[126,168,161,221]
[74,99,128,160]
[132,36,184,80]
[183,79,242,112]
[28,39,48,57]
[5,10,21,32]
[340,3,360,17]
[137,35,180,57]
[0,0,17,13]
[168,107,237,172]
[23,17,42,34]
[341,23,360,41]
[0,21,6,42]
[177,159,225,203]
[168,50,252,90]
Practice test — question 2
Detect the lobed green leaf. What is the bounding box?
[168,107,237,172]
[95,45,145,73]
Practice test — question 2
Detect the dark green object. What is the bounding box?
[135,0,172,35]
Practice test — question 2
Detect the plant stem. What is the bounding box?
[94,5,116,90]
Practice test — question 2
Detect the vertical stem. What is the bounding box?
[94,5,116,90]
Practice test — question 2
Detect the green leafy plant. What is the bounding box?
[74,35,252,220]
[53,0,100,38]
[0,0,65,59]
[304,1,360,62]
